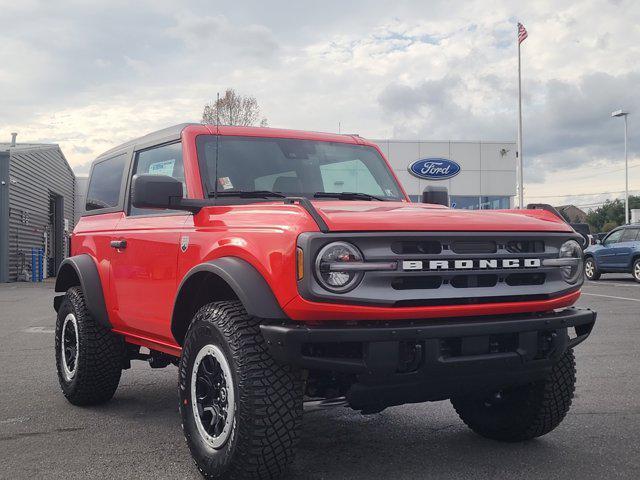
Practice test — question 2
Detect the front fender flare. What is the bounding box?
[54,254,110,329]
[174,257,286,321]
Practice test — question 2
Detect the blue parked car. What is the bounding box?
[584,225,640,282]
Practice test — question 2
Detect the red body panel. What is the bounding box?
[310,201,572,232]
[283,290,581,322]
[72,124,581,354]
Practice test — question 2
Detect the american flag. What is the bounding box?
[518,22,528,44]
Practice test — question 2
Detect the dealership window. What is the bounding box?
[450,196,511,210]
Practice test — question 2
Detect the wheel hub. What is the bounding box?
[190,344,235,449]
[61,313,79,381]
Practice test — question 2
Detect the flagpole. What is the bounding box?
[517,27,524,209]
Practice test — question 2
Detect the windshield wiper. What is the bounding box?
[314,191,386,201]
[208,190,287,199]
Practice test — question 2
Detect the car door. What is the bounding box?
[596,229,623,269]
[614,228,640,270]
[109,142,189,343]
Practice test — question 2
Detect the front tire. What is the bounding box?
[633,259,640,283]
[584,257,600,280]
[451,349,576,442]
[55,286,124,406]
[179,301,302,480]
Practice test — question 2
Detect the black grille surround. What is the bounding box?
[297,231,584,307]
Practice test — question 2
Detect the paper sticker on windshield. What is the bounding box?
[148,159,175,176]
[218,177,233,190]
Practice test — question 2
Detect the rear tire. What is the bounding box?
[633,259,640,283]
[584,257,600,281]
[179,300,302,480]
[451,349,576,442]
[55,286,124,406]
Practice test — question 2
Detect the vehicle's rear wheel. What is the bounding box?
[584,257,600,281]
[179,301,302,480]
[632,258,640,283]
[451,349,576,442]
[55,286,124,405]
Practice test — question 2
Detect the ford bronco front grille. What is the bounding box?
[296,232,581,307]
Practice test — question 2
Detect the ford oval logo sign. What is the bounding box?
[408,158,461,180]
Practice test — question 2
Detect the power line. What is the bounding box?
[528,189,640,199]
[563,162,640,182]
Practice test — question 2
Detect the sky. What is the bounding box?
[1,0,639,209]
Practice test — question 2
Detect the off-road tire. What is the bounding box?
[55,286,124,406]
[632,258,640,283]
[179,300,303,480]
[451,349,576,442]
[584,257,601,281]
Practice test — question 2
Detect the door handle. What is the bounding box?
[110,240,127,249]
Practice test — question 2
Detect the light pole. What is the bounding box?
[611,109,629,224]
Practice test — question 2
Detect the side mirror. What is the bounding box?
[131,174,204,213]
[422,186,449,207]
[596,238,602,245]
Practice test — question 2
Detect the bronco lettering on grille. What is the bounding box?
[402,259,542,271]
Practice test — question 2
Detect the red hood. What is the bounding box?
[311,201,573,232]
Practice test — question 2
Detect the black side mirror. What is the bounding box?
[131,174,205,213]
[422,186,449,206]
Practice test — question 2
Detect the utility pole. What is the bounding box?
[611,109,630,224]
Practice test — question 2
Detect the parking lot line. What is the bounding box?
[582,292,640,303]
[585,282,640,288]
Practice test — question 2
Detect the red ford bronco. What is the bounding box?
[54,124,596,479]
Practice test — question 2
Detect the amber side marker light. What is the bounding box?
[296,247,304,280]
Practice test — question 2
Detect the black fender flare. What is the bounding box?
[54,254,111,329]
[175,257,286,319]
[171,257,286,343]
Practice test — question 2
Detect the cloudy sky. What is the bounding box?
[1,0,639,209]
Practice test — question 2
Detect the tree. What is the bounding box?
[586,195,640,232]
[201,89,268,127]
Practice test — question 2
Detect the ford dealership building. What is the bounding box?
[373,140,517,210]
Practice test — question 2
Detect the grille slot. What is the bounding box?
[451,274,498,288]
[505,273,546,286]
[392,276,442,290]
[391,241,441,255]
[506,240,545,253]
[451,241,497,254]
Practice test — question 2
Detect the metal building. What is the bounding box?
[0,135,75,282]
[373,140,516,209]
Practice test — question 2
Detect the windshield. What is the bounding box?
[196,135,404,202]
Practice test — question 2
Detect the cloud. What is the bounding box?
[0,0,638,208]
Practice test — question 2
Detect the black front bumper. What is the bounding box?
[261,308,596,408]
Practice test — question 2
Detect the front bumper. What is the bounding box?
[261,308,596,408]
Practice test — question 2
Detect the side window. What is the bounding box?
[129,142,185,216]
[603,229,623,246]
[86,154,127,211]
[620,228,638,243]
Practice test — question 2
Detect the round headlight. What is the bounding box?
[559,240,584,284]
[315,242,364,293]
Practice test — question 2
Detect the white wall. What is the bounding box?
[373,140,516,202]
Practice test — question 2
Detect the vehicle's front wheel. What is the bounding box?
[55,286,125,405]
[632,258,640,283]
[451,349,576,442]
[584,257,601,281]
[179,301,302,480]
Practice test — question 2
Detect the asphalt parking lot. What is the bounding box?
[1,278,638,479]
